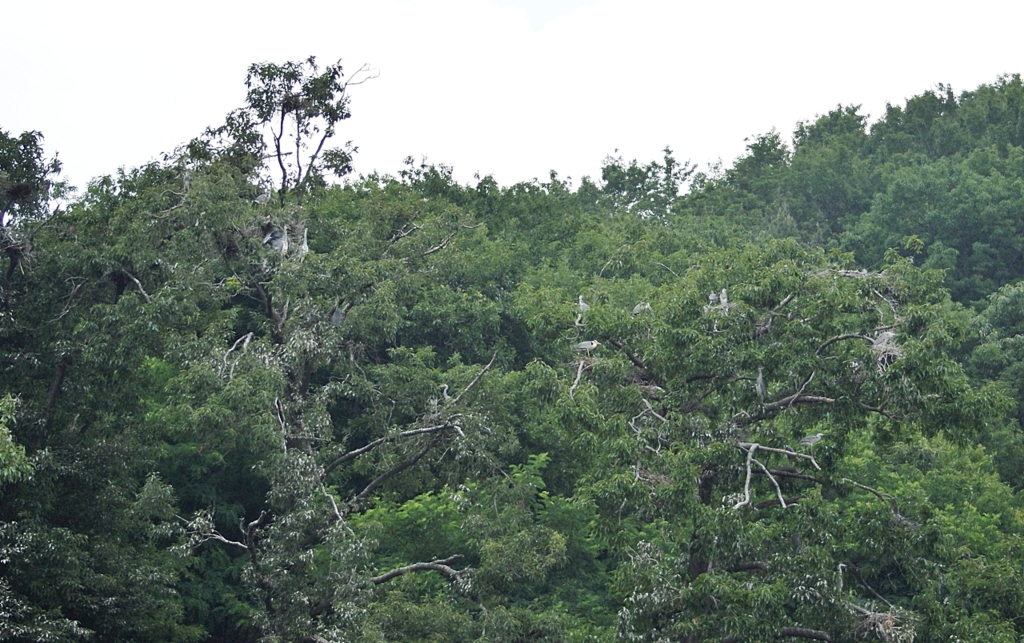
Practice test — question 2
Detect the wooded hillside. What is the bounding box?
[3,59,1024,643]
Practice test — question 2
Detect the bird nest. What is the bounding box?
[871,332,902,373]
[854,609,915,643]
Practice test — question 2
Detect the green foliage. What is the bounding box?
[6,61,1024,643]
[0,128,64,224]
[0,396,31,484]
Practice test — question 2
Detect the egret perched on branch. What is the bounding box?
[574,340,600,357]
[799,433,825,447]
[631,301,652,317]
[755,367,766,402]
[578,295,590,313]
[182,170,192,193]
[255,190,271,205]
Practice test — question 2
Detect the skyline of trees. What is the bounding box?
[2,65,1024,642]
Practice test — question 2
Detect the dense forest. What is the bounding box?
[3,58,1024,642]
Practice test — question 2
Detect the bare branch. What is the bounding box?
[204,532,249,550]
[389,223,422,243]
[850,565,894,609]
[321,423,455,478]
[422,231,457,257]
[274,397,288,454]
[350,438,436,507]
[606,338,647,370]
[840,477,899,513]
[752,457,786,508]
[758,372,834,414]
[121,271,152,303]
[321,482,344,523]
[51,277,86,323]
[763,468,823,483]
[641,398,668,424]
[734,443,757,509]
[729,561,769,572]
[650,261,680,279]
[568,360,586,399]
[222,332,254,379]
[859,402,902,421]
[451,351,497,405]
[736,442,821,471]
[816,333,873,356]
[754,293,795,338]
[778,627,832,642]
[754,495,802,509]
[370,554,466,585]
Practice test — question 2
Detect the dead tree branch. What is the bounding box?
[752,457,786,508]
[371,554,466,585]
[778,627,832,641]
[321,422,456,478]
[736,442,820,471]
[451,351,497,405]
[274,397,288,454]
[816,333,873,356]
[222,332,254,379]
[569,360,586,399]
[850,565,894,609]
[754,293,795,338]
[422,231,457,257]
[121,271,152,303]
[350,438,436,508]
[734,443,758,509]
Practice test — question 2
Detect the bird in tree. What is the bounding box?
[263,227,288,253]
[255,190,271,205]
[329,300,349,325]
[578,295,590,313]
[631,301,652,317]
[799,432,825,447]
[574,340,600,357]
[755,367,766,402]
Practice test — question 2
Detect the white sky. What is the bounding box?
[3,0,1023,191]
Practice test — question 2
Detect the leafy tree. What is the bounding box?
[195,57,372,206]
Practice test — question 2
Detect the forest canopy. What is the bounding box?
[2,59,1024,643]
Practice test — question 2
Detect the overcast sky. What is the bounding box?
[3,0,1023,191]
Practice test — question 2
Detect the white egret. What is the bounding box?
[755,367,766,402]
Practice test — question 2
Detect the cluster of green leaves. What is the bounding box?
[679,75,1024,306]
[2,66,1024,643]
